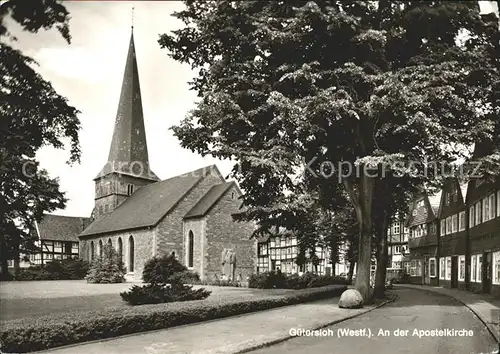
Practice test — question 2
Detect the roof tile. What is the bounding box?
[80,165,219,237]
[37,214,92,242]
[184,182,235,219]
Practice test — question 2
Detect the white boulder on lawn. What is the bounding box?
[338,289,364,309]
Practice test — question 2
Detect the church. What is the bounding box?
[48,28,256,281]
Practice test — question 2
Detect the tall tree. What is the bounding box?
[0,0,80,276]
[161,1,499,301]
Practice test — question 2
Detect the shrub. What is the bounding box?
[120,283,211,305]
[59,258,89,279]
[126,260,209,305]
[142,254,187,285]
[249,270,288,289]
[8,259,89,281]
[399,273,411,284]
[44,259,89,280]
[249,271,349,289]
[168,270,200,284]
[85,245,125,283]
[0,271,13,281]
[197,279,242,287]
[0,285,346,353]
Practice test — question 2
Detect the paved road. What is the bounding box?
[250,288,499,354]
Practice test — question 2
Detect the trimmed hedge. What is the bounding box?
[0,285,346,353]
[249,271,349,289]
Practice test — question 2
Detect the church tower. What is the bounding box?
[93,27,159,220]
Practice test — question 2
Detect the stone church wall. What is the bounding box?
[183,218,206,278]
[155,170,224,264]
[79,227,154,281]
[204,185,256,281]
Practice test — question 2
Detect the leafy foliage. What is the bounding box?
[9,259,89,281]
[249,271,349,289]
[120,283,211,306]
[160,1,500,300]
[168,269,201,284]
[131,254,209,305]
[0,285,346,353]
[0,0,80,276]
[85,245,125,284]
[142,254,188,285]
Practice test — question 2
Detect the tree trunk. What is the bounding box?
[13,237,20,277]
[347,258,356,284]
[353,175,375,302]
[374,212,389,298]
[0,232,8,279]
[355,220,373,302]
[329,233,338,277]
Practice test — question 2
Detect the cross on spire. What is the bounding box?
[131,7,135,29]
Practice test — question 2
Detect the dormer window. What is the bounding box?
[127,184,134,196]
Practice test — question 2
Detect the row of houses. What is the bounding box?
[405,177,500,297]
[255,228,350,276]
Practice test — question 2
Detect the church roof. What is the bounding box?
[95,29,158,182]
[80,165,221,237]
[184,181,236,219]
[36,214,92,242]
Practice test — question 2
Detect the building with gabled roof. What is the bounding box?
[406,191,441,285]
[465,176,500,296]
[29,214,92,266]
[437,178,469,290]
[386,215,411,277]
[75,28,256,281]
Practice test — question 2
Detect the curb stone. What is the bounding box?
[235,293,398,354]
[398,285,500,344]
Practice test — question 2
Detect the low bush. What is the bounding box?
[168,270,200,284]
[128,256,208,305]
[249,271,349,289]
[120,282,211,305]
[45,259,89,280]
[85,245,125,283]
[197,279,242,287]
[142,254,187,285]
[249,270,288,289]
[8,259,89,281]
[0,285,346,353]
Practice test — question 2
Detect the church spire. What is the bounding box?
[95,26,158,181]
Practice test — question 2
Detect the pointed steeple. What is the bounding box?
[95,28,158,181]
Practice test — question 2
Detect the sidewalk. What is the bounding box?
[38,296,394,354]
[398,284,500,342]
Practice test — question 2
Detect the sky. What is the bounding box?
[5,1,236,217]
[3,1,499,218]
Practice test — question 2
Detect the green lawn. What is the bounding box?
[0,280,295,322]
